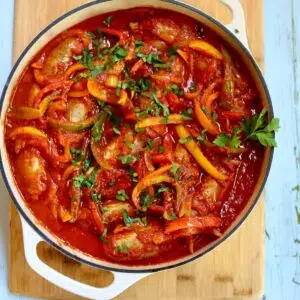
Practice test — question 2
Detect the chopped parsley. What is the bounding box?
[138,78,151,91]
[134,40,144,50]
[156,186,169,195]
[179,136,193,144]
[124,138,134,149]
[99,229,108,244]
[73,55,82,61]
[115,243,129,254]
[135,107,152,118]
[118,155,138,164]
[83,159,92,171]
[122,210,141,226]
[91,191,101,204]
[164,84,184,96]
[103,15,113,27]
[159,146,165,154]
[110,46,127,63]
[169,162,182,181]
[128,168,138,183]
[181,108,193,120]
[140,190,153,210]
[213,128,241,148]
[201,105,209,115]
[143,138,154,151]
[92,112,107,143]
[70,148,83,165]
[116,189,129,201]
[169,213,177,220]
[212,110,218,122]
[189,81,196,92]
[196,129,207,143]
[136,52,170,69]
[150,93,170,121]
[168,46,178,57]
[116,80,122,96]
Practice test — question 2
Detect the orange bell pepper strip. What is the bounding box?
[8,127,47,139]
[143,164,179,180]
[68,89,89,98]
[130,59,144,75]
[175,125,227,180]
[132,175,173,211]
[189,40,223,60]
[135,114,184,129]
[165,216,222,234]
[193,98,220,135]
[65,63,86,78]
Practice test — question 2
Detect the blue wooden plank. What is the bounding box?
[264,0,300,299]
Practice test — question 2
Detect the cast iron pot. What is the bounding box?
[0,0,273,299]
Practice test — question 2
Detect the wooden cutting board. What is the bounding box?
[9,0,264,299]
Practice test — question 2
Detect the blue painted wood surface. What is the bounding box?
[0,0,299,299]
[264,0,300,299]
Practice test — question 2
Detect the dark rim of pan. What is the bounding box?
[0,0,274,273]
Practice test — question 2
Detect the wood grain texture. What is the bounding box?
[9,0,265,299]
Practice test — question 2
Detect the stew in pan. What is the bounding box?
[5,8,279,265]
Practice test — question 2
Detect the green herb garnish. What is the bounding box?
[241,108,280,147]
[118,155,138,164]
[181,108,193,120]
[116,189,129,201]
[103,15,113,27]
[179,136,193,144]
[213,128,241,148]
[122,210,141,226]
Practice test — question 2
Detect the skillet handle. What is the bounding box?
[20,216,149,300]
[220,0,249,49]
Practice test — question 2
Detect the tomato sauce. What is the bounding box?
[5,7,270,266]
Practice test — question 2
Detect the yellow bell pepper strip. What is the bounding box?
[8,126,47,139]
[117,90,128,106]
[165,216,222,234]
[221,46,235,102]
[12,95,54,120]
[48,115,97,132]
[178,195,192,218]
[132,175,173,211]
[204,92,219,113]
[105,74,119,88]
[143,164,179,180]
[193,98,220,135]
[87,79,116,104]
[175,125,227,180]
[135,114,184,129]
[176,49,189,64]
[28,83,41,107]
[189,40,223,60]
